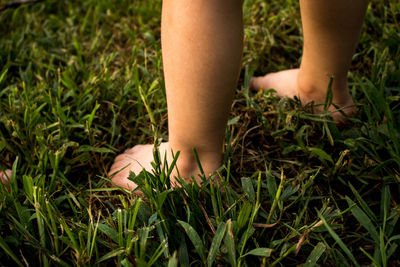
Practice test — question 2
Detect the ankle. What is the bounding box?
[166,144,221,183]
[297,70,351,105]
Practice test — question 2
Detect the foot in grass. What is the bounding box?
[0,169,12,184]
[250,68,355,123]
[108,142,220,192]
[108,143,170,192]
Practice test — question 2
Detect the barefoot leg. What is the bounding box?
[109,0,243,190]
[298,0,368,105]
[162,0,243,177]
[251,0,368,121]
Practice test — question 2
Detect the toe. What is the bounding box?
[249,77,259,90]
[112,175,138,191]
[0,169,12,184]
[126,144,148,154]
[124,147,136,154]
[114,153,130,163]
[109,162,131,175]
[250,76,270,91]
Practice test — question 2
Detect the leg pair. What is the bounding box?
[109,0,368,190]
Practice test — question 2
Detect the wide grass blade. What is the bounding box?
[224,219,236,267]
[98,223,119,243]
[238,203,260,267]
[346,197,379,244]
[235,202,252,234]
[96,248,125,264]
[178,220,206,263]
[307,147,334,164]
[207,222,227,267]
[240,247,273,258]
[303,242,326,267]
[348,182,378,223]
[241,177,255,201]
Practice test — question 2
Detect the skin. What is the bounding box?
[250,0,368,122]
[0,169,11,184]
[110,0,244,190]
[109,0,368,191]
[3,0,369,189]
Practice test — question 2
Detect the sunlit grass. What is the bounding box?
[0,0,399,265]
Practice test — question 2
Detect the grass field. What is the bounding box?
[0,0,400,266]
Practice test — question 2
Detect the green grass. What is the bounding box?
[1,0,400,266]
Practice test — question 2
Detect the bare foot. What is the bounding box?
[108,142,221,192]
[0,169,12,184]
[108,143,171,192]
[250,69,300,99]
[250,68,355,123]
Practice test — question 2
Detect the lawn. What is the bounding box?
[0,0,399,266]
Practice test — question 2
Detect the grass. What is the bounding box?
[0,0,399,266]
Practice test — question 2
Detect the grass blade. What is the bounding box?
[303,242,326,267]
[317,211,359,267]
[98,223,119,243]
[224,220,236,267]
[168,251,178,267]
[148,239,168,266]
[96,248,125,264]
[241,177,255,202]
[348,182,378,223]
[59,217,79,255]
[240,247,273,258]
[207,222,226,267]
[308,147,334,164]
[0,236,23,267]
[346,197,379,244]
[178,220,206,263]
[235,202,252,234]
[267,169,285,224]
[89,212,101,259]
[318,211,360,266]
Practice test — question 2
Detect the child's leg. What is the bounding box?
[109,0,243,190]
[250,0,368,121]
